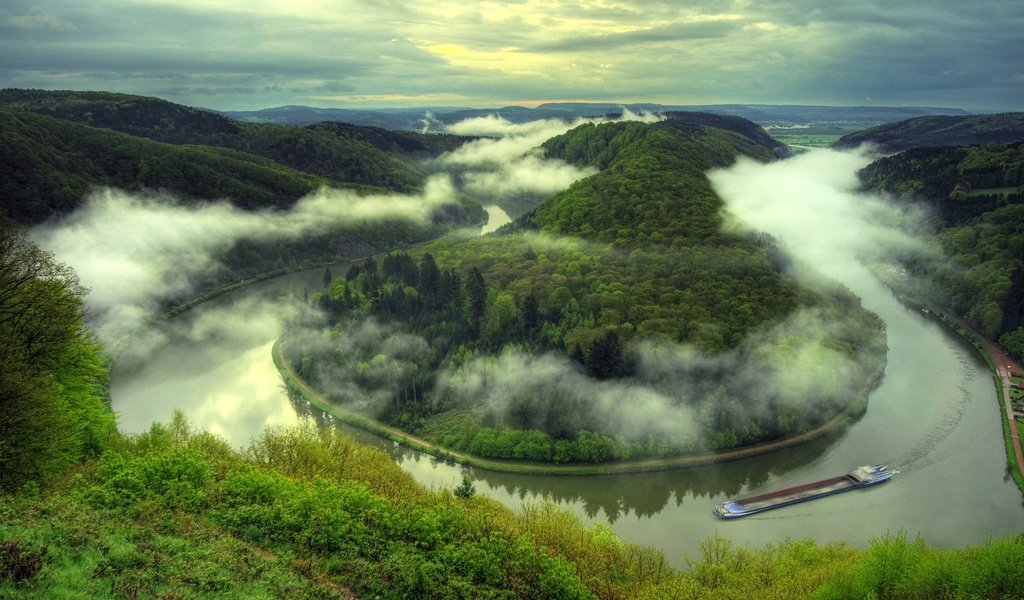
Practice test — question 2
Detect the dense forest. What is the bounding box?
[835,112,1024,153]
[0,90,484,302]
[287,117,886,463]
[0,89,472,195]
[2,222,1022,597]
[858,142,1024,357]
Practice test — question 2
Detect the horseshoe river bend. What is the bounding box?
[110,257,1024,565]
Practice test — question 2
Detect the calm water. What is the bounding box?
[111,261,1024,564]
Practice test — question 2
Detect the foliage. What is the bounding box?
[836,112,1024,153]
[293,118,885,462]
[0,102,483,307]
[4,420,599,598]
[0,226,115,491]
[859,142,1024,346]
[815,531,1024,600]
[0,108,341,224]
[453,472,476,499]
[5,415,1024,598]
[0,89,469,196]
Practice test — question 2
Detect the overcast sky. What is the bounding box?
[1,0,1021,111]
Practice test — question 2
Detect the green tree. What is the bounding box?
[521,293,540,337]
[586,330,628,379]
[0,225,114,490]
[464,267,486,338]
[418,253,441,307]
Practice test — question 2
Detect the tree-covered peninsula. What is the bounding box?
[286,116,887,465]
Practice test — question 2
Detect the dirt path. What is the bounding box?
[274,339,882,476]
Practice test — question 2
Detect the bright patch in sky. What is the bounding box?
[0,0,1020,110]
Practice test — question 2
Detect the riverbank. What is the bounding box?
[928,308,1024,494]
[870,265,1024,495]
[106,259,351,362]
[274,337,886,476]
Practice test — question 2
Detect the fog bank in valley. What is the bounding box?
[709,147,930,289]
[438,110,663,203]
[32,111,662,344]
[31,179,458,343]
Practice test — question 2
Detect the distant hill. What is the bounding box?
[0,90,484,288]
[216,102,970,131]
[660,112,789,157]
[0,108,344,224]
[0,89,472,193]
[835,113,1024,153]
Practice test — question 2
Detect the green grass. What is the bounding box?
[770,133,845,148]
[5,415,1024,599]
[0,486,344,598]
[419,409,480,451]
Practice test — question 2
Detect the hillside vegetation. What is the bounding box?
[291,117,886,464]
[0,90,479,225]
[1,181,1021,600]
[835,112,1024,153]
[0,109,346,223]
[0,89,472,194]
[858,142,1024,356]
[0,90,483,299]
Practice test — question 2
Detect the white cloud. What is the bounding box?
[437,109,661,202]
[30,178,460,342]
[709,147,930,287]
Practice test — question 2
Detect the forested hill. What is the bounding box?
[834,112,1024,153]
[0,109,345,223]
[0,89,471,157]
[0,90,473,217]
[858,142,1024,357]
[0,90,484,295]
[529,116,779,242]
[296,117,886,464]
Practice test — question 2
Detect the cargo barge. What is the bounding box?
[714,465,892,519]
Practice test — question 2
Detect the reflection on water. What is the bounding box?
[111,263,1024,566]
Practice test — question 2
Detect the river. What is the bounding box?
[110,215,1024,566]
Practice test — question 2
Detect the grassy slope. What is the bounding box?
[3,418,1023,599]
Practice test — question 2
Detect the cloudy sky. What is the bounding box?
[1,0,1021,111]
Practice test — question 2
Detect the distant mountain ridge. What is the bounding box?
[835,113,1024,153]
[215,102,971,130]
[0,90,471,192]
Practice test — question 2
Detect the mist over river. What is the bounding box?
[110,155,1024,564]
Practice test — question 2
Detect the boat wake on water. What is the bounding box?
[883,351,975,473]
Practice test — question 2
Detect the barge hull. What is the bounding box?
[715,465,892,519]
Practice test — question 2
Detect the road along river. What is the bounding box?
[110,256,1024,565]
